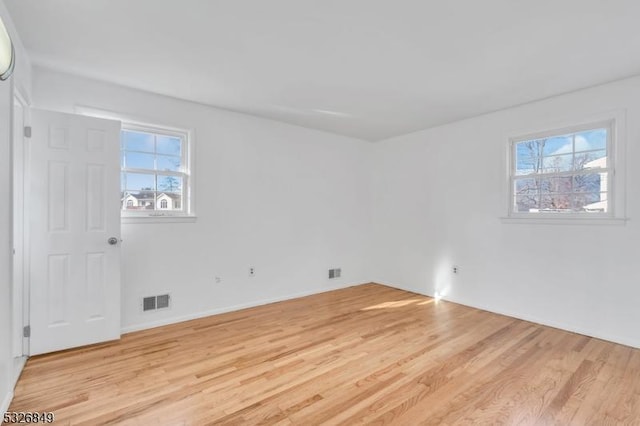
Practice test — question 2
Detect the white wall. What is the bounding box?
[372,75,640,348]
[32,67,373,332]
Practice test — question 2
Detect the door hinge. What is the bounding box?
[24,126,32,138]
[23,325,30,338]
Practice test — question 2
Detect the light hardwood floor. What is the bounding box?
[10,283,640,425]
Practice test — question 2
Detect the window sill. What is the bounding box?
[121,215,197,224]
[500,216,628,226]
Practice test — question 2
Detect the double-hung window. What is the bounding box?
[510,122,613,217]
[121,124,191,217]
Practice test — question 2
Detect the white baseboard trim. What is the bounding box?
[1,390,15,419]
[121,282,366,334]
[12,356,27,389]
[378,280,640,349]
[443,295,640,350]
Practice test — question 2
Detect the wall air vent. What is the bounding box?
[142,294,171,312]
[328,268,342,279]
[156,294,170,309]
[143,296,156,311]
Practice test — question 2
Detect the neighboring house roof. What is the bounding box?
[133,191,155,200]
[121,191,179,201]
[583,200,607,211]
[157,192,181,200]
[584,156,606,169]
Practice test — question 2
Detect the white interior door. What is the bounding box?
[28,109,122,355]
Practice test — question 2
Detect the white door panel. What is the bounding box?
[29,109,121,355]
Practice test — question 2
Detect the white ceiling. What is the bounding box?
[5,0,640,141]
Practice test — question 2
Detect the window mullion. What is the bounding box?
[123,168,186,178]
[516,167,609,180]
[570,133,575,211]
[537,141,543,208]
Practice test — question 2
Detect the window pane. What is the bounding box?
[515,178,538,195]
[157,175,182,193]
[579,192,608,213]
[122,130,154,152]
[157,193,182,211]
[157,155,181,172]
[540,193,572,211]
[574,129,607,152]
[123,151,155,170]
[575,150,607,170]
[122,190,156,210]
[573,173,604,193]
[539,176,572,194]
[124,172,155,191]
[122,193,136,210]
[542,154,572,173]
[122,196,133,210]
[542,135,572,156]
[515,194,539,212]
[515,141,543,175]
[157,135,182,156]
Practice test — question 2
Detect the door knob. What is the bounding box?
[107,237,119,245]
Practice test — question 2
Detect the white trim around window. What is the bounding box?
[120,122,195,222]
[501,111,628,225]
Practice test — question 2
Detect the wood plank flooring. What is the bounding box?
[10,283,640,425]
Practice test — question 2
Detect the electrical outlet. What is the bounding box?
[249,267,255,277]
[452,266,459,274]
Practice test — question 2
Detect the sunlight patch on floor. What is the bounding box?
[360,298,423,310]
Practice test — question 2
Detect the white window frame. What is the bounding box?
[121,122,195,222]
[503,113,627,226]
